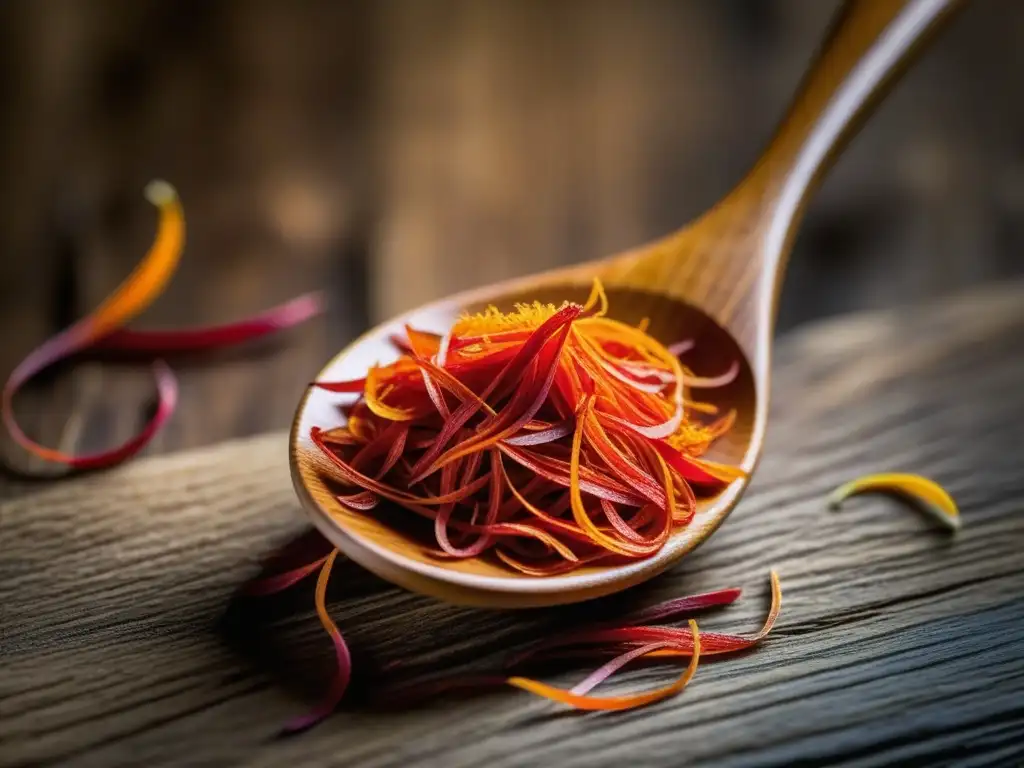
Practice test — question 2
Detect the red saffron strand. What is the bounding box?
[94,292,324,354]
[505,572,779,669]
[621,586,742,625]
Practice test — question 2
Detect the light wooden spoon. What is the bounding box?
[291,0,963,607]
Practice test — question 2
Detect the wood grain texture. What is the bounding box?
[3,281,1023,767]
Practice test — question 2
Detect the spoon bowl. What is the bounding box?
[290,0,962,607]
[292,276,756,607]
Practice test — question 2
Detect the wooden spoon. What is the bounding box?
[291,0,963,607]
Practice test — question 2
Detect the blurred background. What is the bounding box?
[1,0,1022,458]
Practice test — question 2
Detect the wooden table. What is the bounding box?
[2,281,1023,767]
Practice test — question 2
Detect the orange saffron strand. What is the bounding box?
[89,181,186,338]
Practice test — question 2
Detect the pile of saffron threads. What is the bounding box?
[245,546,782,728]
[310,281,744,574]
[2,180,322,470]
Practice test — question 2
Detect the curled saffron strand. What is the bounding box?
[506,619,701,711]
[2,182,184,469]
[829,472,960,532]
[309,283,744,573]
[2,181,322,471]
[283,550,352,733]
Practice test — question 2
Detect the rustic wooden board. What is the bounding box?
[2,281,1023,767]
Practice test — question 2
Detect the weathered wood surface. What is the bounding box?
[2,282,1023,768]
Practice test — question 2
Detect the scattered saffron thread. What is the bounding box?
[282,550,352,734]
[829,472,960,532]
[1,181,322,470]
[244,547,782,726]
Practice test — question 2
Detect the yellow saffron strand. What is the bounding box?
[453,302,561,337]
[364,366,415,421]
[568,396,640,557]
[829,472,960,532]
[582,278,609,317]
[453,279,609,338]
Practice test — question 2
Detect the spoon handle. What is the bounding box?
[756,0,962,191]
[610,0,965,351]
[750,0,964,264]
